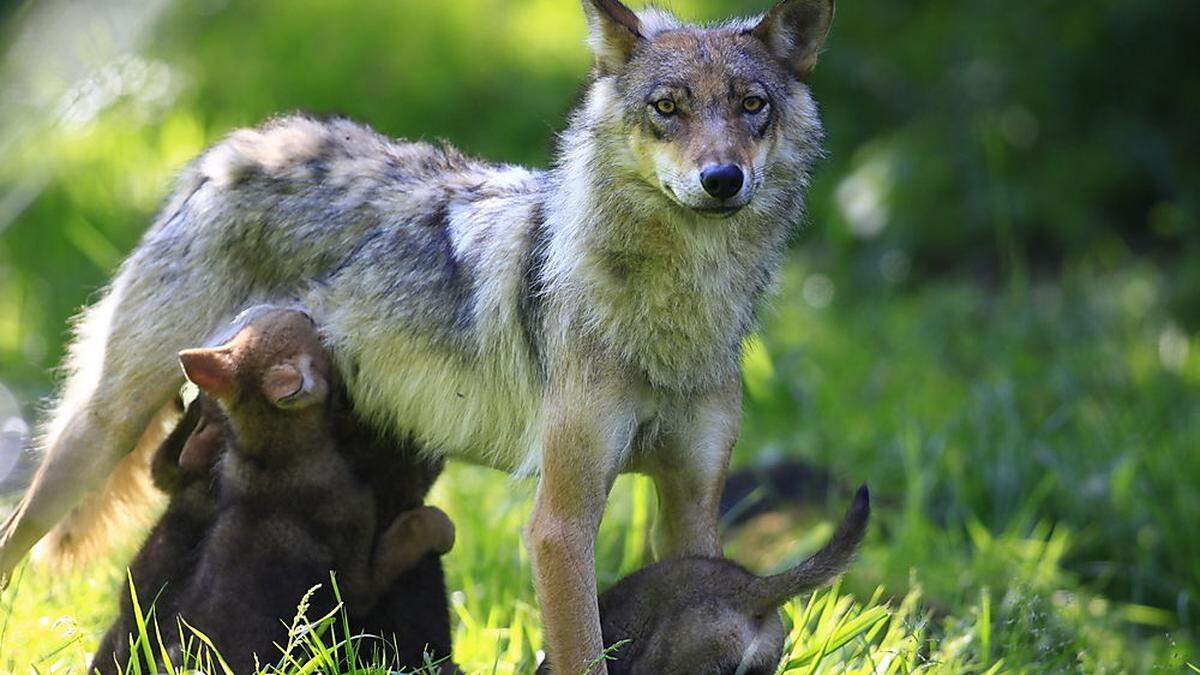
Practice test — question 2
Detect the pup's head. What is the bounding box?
[581,0,833,218]
[149,394,228,494]
[537,485,869,675]
[178,309,331,453]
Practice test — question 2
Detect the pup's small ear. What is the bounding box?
[178,418,224,474]
[262,360,327,410]
[179,348,236,397]
[752,0,835,80]
[582,0,643,73]
[150,395,203,490]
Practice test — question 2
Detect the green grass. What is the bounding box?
[1,265,1197,673]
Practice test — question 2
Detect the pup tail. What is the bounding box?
[737,484,870,614]
[30,400,179,568]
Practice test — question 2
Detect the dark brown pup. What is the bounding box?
[92,395,224,674]
[538,485,870,675]
[93,344,457,671]
[165,308,453,672]
[337,409,456,670]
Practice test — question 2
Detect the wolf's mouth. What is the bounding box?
[661,184,744,218]
[693,205,743,218]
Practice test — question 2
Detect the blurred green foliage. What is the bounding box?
[812,0,1200,284]
[0,0,1196,671]
[2,0,1197,392]
[1,0,1197,388]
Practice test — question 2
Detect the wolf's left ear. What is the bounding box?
[582,0,643,73]
[752,0,835,80]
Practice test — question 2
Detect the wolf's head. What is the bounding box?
[573,0,833,219]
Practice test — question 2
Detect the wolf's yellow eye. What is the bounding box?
[743,96,767,113]
[653,99,677,116]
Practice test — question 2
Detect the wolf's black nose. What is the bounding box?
[700,164,745,201]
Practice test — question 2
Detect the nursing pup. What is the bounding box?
[1,1,838,671]
[538,486,870,675]
[337,411,456,670]
[95,390,456,672]
[168,309,455,671]
[92,395,224,674]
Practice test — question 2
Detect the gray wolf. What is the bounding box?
[537,485,869,675]
[0,0,836,671]
[168,309,455,671]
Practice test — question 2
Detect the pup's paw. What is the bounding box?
[411,505,455,556]
[376,505,457,577]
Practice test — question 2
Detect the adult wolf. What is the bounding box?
[0,0,835,672]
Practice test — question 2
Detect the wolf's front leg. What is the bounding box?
[526,384,630,675]
[646,380,742,560]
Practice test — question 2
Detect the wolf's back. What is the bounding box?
[33,114,500,564]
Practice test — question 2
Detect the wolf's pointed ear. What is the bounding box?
[179,348,236,397]
[582,0,643,73]
[752,0,835,80]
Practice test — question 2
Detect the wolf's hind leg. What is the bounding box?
[0,372,182,579]
[0,276,198,580]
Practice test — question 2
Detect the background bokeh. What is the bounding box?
[0,0,1196,672]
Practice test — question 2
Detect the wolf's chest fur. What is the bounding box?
[577,217,756,391]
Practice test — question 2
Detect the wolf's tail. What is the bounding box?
[736,484,870,614]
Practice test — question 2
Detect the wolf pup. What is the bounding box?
[92,395,224,674]
[169,308,455,671]
[336,407,456,670]
[95,393,457,673]
[0,1,838,671]
[538,486,870,675]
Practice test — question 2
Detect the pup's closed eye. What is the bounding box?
[262,364,304,406]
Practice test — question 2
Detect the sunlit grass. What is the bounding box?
[1,457,1194,673]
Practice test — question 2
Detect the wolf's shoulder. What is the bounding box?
[195,113,485,189]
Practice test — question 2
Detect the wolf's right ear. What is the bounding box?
[752,0,835,80]
[179,348,236,397]
[582,0,643,73]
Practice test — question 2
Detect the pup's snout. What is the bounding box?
[699,164,744,201]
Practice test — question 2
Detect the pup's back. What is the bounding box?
[337,414,455,670]
[338,410,453,667]
[538,486,870,675]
